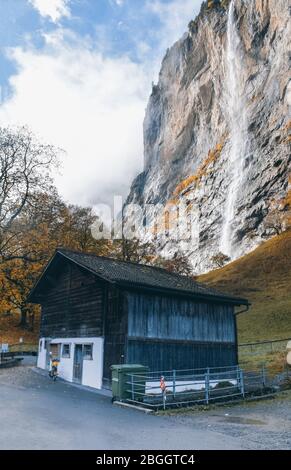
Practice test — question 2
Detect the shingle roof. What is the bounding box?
[54,248,248,306]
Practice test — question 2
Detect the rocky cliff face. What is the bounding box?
[126,0,291,273]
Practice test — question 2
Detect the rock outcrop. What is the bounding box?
[126,0,291,273]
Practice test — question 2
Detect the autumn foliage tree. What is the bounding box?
[0,189,112,328]
[0,127,111,330]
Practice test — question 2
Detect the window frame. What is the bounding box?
[83,343,93,361]
[62,343,71,359]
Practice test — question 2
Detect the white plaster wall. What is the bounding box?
[58,354,74,383]
[82,339,104,390]
[38,337,104,389]
[37,338,47,370]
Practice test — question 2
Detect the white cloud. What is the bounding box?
[147,0,202,53]
[0,30,150,207]
[28,0,71,23]
[136,0,202,83]
[1,1,203,210]
[108,0,124,8]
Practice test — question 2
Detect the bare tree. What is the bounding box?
[0,126,61,261]
[211,252,231,268]
[154,251,193,276]
[110,238,156,264]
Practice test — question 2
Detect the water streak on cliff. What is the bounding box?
[220,0,249,257]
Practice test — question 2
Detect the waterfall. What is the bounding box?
[220,0,249,257]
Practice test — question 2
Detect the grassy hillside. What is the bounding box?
[199,230,291,343]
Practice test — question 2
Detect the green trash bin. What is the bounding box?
[111,364,149,402]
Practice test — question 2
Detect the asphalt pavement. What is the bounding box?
[0,365,242,450]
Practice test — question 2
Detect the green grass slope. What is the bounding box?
[199,230,291,343]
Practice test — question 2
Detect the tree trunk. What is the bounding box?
[19,308,29,328]
[29,313,35,332]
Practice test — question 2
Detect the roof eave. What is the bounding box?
[27,249,249,308]
[116,280,249,306]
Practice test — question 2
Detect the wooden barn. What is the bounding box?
[28,249,249,390]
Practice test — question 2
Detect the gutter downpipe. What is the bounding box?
[235,303,250,365]
[235,303,250,315]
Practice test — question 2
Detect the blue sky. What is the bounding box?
[0,0,203,208]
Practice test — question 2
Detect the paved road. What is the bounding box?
[0,366,242,450]
[0,366,290,450]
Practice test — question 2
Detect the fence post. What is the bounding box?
[236,365,240,390]
[239,369,245,398]
[205,368,210,405]
[131,374,135,401]
[261,363,266,389]
[173,370,176,398]
[163,390,166,410]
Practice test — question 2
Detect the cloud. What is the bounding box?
[108,0,125,8]
[146,0,202,53]
[1,1,203,211]
[0,30,150,207]
[28,0,71,23]
[133,0,202,82]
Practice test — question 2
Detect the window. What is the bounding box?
[83,344,93,360]
[50,343,60,358]
[62,344,71,359]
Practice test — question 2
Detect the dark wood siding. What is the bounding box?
[125,291,237,370]
[127,340,237,372]
[103,288,128,380]
[127,292,236,342]
[39,260,105,338]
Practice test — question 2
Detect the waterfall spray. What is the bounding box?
[220,0,249,257]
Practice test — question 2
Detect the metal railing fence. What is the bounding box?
[125,364,273,410]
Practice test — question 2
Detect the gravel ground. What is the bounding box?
[167,392,291,450]
[0,364,290,450]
